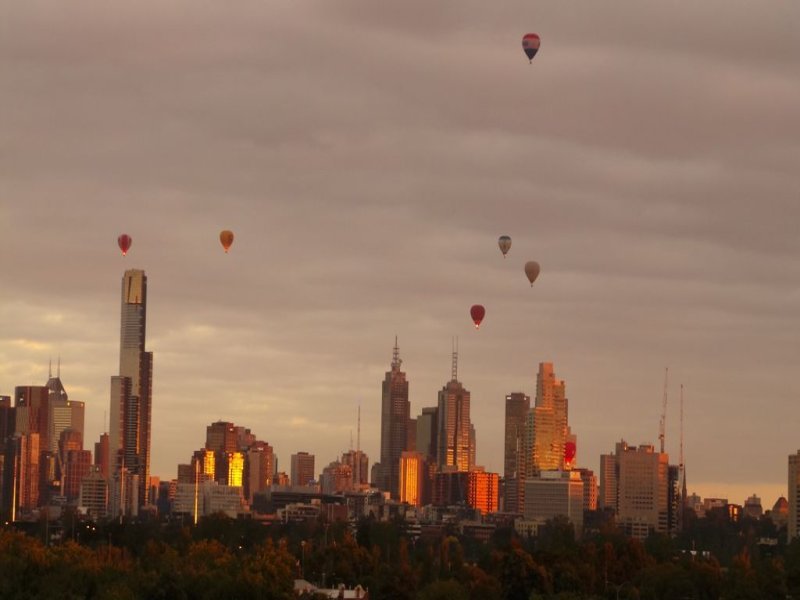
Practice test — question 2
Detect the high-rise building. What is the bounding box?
[416,407,438,461]
[525,363,569,477]
[341,449,369,489]
[109,269,154,514]
[601,440,670,539]
[206,421,238,454]
[575,467,598,512]
[399,451,426,507]
[79,466,108,520]
[789,451,800,542]
[64,449,92,501]
[94,433,110,479]
[291,452,315,487]
[503,392,530,513]
[379,338,410,499]
[468,469,500,515]
[245,441,274,503]
[437,347,472,473]
[14,386,49,451]
[320,461,353,494]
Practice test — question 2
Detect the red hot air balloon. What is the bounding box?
[470,304,486,329]
[522,33,541,63]
[117,234,132,256]
[565,441,576,463]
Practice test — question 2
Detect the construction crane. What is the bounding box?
[659,367,669,454]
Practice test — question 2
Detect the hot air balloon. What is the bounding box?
[470,304,486,329]
[522,33,540,63]
[565,441,576,463]
[117,234,132,256]
[219,230,234,253]
[524,261,540,286]
[498,235,512,258]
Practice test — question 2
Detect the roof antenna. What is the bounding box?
[451,336,459,381]
[49,358,52,379]
[57,356,61,378]
[392,336,402,370]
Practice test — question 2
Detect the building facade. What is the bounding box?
[503,392,530,513]
[379,339,410,499]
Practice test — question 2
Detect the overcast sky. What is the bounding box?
[1,1,799,507]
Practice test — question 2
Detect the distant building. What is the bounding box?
[601,441,670,539]
[79,466,108,520]
[109,269,154,513]
[437,347,472,473]
[291,452,315,487]
[63,449,92,501]
[575,467,598,512]
[523,470,583,537]
[503,392,530,513]
[743,494,763,519]
[467,469,499,515]
[520,363,574,512]
[379,339,410,498]
[399,451,426,507]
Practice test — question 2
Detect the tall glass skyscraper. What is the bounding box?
[109,269,153,515]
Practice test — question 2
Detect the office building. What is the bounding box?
[523,470,584,537]
[399,451,426,507]
[437,346,472,473]
[468,469,499,515]
[601,440,669,539]
[379,338,410,498]
[524,363,569,478]
[503,392,530,513]
[291,452,315,487]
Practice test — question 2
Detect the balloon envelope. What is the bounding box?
[117,234,132,256]
[470,304,486,329]
[498,235,512,257]
[565,441,576,462]
[522,33,540,62]
[219,230,234,253]
[524,261,540,286]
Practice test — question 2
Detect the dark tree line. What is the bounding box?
[1,509,798,599]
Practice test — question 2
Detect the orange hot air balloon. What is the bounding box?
[470,304,486,329]
[219,230,234,253]
[524,261,540,286]
[117,234,132,256]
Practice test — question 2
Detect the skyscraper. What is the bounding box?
[291,452,315,487]
[437,345,472,473]
[503,392,530,513]
[525,363,569,475]
[601,440,670,539]
[379,338,410,498]
[109,269,154,514]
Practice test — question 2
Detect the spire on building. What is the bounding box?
[392,336,402,370]
[451,337,458,382]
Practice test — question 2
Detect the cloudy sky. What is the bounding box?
[1,1,799,507]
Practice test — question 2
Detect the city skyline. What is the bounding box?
[2,0,799,509]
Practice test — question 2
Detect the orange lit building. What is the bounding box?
[468,469,499,515]
[399,451,426,507]
[228,452,244,488]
